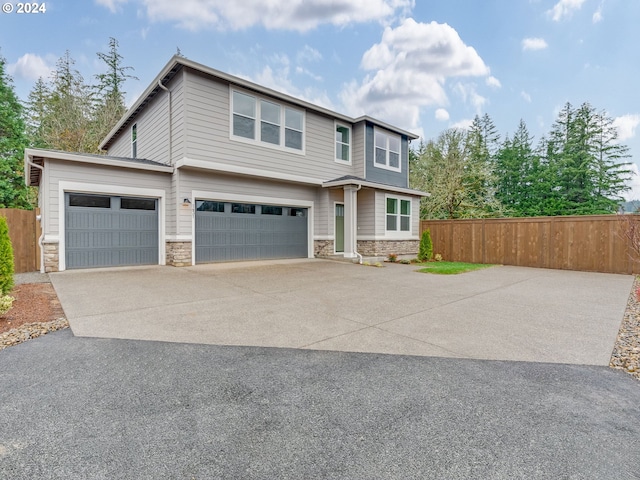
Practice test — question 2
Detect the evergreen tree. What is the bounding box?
[0,56,32,209]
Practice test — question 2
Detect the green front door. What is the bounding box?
[335,204,344,253]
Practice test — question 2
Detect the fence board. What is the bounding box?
[0,209,41,273]
[421,215,639,275]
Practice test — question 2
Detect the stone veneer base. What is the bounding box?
[166,241,192,267]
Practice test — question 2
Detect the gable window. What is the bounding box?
[374,130,401,171]
[335,124,351,163]
[131,124,137,158]
[386,196,411,233]
[231,88,304,152]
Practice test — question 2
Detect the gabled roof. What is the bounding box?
[98,55,420,151]
[24,148,173,186]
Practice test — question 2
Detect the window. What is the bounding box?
[232,91,256,140]
[386,197,411,233]
[374,130,401,171]
[260,100,281,145]
[231,203,256,214]
[69,194,111,208]
[121,197,156,211]
[231,89,304,151]
[335,124,350,163]
[261,205,283,215]
[196,200,225,212]
[285,108,303,150]
[131,124,137,158]
[289,208,306,217]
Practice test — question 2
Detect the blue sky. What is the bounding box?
[2,0,639,198]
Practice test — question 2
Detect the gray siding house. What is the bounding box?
[25,56,427,272]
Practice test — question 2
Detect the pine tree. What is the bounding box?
[0,56,32,209]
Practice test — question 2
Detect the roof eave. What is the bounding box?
[322,178,429,197]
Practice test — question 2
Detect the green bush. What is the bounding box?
[418,229,434,262]
[0,216,15,295]
[0,295,14,315]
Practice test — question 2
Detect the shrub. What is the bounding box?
[434,253,443,262]
[399,259,411,265]
[0,217,14,295]
[418,229,433,262]
[387,253,398,263]
[0,295,14,315]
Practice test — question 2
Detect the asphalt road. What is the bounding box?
[1,329,639,479]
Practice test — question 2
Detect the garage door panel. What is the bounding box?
[196,201,308,263]
[65,194,158,269]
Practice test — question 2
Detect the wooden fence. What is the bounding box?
[420,215,640,275]
[0,209,41,273]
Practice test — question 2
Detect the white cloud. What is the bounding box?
[592,8,603,23]
[435,108,450,121]
[453,82,486,112]
[340,18,491,132]
[450,118,473,130]
[94,0,128,13]
[485,76,501,89]
[522,37,548,51]
[297,45,322,64]
[547,0,586,21]
[624,163,640,201]
[100,0,413,31]
[7,53,54,81]
[521,91,532,103]
[613,114,640,141]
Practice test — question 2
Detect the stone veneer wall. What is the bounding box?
[166,241,192,267]
[314,240,334,257]
[42,242,59,273]
[357,240,419,256]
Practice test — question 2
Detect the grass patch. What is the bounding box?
[417,261,496,275]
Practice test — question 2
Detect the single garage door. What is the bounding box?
[195,200,308,263]
[65,193,159,269]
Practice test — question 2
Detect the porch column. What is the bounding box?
[343,185,359,258]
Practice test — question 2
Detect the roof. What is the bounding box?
[99,55,420,151]
[24,148,173,186]
[323,175,429,197]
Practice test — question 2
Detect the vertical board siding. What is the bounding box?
[0,209,41,273]
[421,215,640,274]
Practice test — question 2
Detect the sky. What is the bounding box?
[1,0,640,199]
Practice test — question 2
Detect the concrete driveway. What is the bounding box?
[50,259,633,366]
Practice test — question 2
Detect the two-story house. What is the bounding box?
[25,56,428,272]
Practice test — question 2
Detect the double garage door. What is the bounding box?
[195,200,308,263]
[65,194,308,269]
[65,193,159,269]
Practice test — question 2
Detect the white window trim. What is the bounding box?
[229,87,306,155]
[384,194,412,238]
[58,181,166,272]
[191,189,314,264]
[373,127,401,173]
[335,122,352,165]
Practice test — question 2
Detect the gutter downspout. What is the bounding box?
[353,184,362,265]
[26,157,45,273]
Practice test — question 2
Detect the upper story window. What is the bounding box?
[131,124,137,158]
[386,196,411,233]
[335,123,351,163]
[231,89,304,152]
[374,129,401,172]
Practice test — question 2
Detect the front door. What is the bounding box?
[335,203,344,253]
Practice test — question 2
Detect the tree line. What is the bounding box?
[410,107,632,218]
[0,38,136,208]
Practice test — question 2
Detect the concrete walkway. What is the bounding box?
[50,259,633,366]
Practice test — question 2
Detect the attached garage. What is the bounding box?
[195,200,308,263]
[65,193,159,269]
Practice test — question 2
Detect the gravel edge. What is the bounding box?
[0,318,69,352]
[609,276,640,380]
